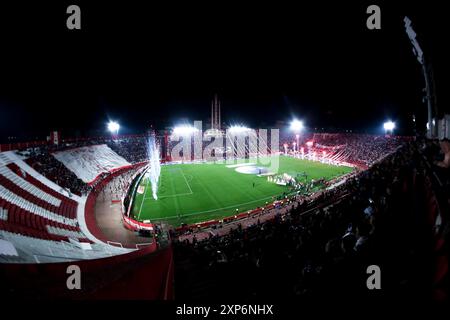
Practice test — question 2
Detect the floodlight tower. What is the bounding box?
[404,16,436,138]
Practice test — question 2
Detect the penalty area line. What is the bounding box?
[179,168,193,195]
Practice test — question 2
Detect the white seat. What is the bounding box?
[0,184,77,226]
[0,208,8,220]
[46,225,85,239]
[0,165,62,207]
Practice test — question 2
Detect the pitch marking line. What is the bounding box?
[149,194,278,220]
[137,177,150,221]
[179,168,193,194]
[147,192,193,199]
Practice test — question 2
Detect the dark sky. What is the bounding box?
[0,1,449,142]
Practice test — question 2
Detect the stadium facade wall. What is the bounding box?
[0,244,174,299]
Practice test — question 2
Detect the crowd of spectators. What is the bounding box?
[24,148,90,196]
[8,131,449,300]
[106,136,149,163]
[18,135,151,196]
[174,139,450,301]
[17,133,410,197]
[310,133,411,167]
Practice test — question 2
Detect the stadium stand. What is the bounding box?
[23,135,150,196]
[281,133,410,169]
[174,139,449,301]
[52,144,131,183]
[26,148,90,196]
[1,133,448,301]
[310,133,411,167]
[1,143,174,299]
[0,151,134,263]
[107,136,149,163]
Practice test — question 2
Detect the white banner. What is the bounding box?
[52,144,130,183]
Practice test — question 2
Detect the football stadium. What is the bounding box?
[0,1,449,312]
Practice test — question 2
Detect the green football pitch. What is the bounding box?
[130,156,353,226]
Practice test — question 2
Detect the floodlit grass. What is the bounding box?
[131,156,353,226]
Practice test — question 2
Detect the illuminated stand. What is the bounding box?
[283,143,288,155]
[290,119,303,157]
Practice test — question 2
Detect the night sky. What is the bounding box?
[0,1,449,142]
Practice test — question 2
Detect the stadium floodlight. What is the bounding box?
[290,119,304,132]
[173,125,198,136]
[228,125,250,133]
[107,121,120,135]
[383,121,395,133]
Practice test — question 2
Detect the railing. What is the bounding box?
[107,240,124,248]
[136,242,153,249]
